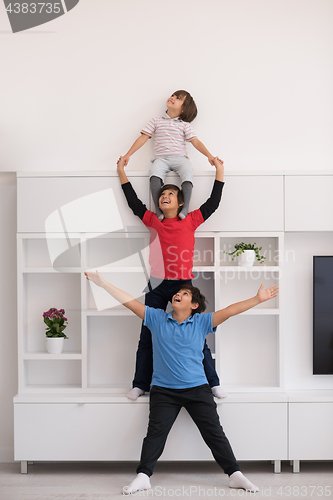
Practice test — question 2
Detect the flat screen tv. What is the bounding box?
[313,256,333,374]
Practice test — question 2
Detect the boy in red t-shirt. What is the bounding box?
[117,156,226,400]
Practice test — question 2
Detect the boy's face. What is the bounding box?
[166,93,185,116]
[172,288,199,313]
[159,188,183,214]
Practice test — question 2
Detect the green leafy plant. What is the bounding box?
[43,308,68,338]
[223,242,266,264]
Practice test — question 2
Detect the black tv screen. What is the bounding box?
[313,256,333,374]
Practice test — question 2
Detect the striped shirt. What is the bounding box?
[141,113,196,157]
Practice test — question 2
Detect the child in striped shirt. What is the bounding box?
[121,90,217,220]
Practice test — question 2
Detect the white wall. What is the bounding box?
[0,0,333,173]
[0,1,333,462]
[284,232,333,390]
[0,174,17,462]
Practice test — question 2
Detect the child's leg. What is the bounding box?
[185,385,239,475]
[124,387,181,493]
[128,280,170,400]
[179,181,193,219]
[149,158,170,220]
[202,342,226,396]
[185,385,259,492]
[170,156,193,219]
[150,176,164,220]
[137,386,181,477]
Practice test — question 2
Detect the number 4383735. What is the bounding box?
[277,485,332,496]
[6,3,62,14]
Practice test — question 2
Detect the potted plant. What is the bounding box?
[43,308,68,354]
[224,242,266,267]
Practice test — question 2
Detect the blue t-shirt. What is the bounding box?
[144,306,217,389]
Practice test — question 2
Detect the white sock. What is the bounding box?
[229,471,259,492]
[126,387,145,401]
[123,473,151,494]
[211,386,228,399]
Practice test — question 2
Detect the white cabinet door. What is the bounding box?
[289,403,333,460]
[14,401,288,462]
[285,176,333,231]
[17,176,149,233]
[14,403,149,461]
[190,175,284,232]
[219,403,288,460]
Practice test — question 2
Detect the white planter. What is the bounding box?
[46,337,65,354]
[237,250,256,267]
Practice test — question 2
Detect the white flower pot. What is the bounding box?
[237,250,256,267]
[46,337,65,354]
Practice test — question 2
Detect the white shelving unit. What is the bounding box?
[16,230,284,395]
[14,171,290,473]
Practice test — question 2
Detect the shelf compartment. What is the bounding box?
[219,236,280,267]
[86,271,147,312]
[86,233,150,269]
[87,316,142,389]
[21,273,81,354]
[23,360,81,389]
[193,237,215,266]
[192,271,215,313]
[218,271,279,310]
[217,315,279,388]
[20,237,81,270]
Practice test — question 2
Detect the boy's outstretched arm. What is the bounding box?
[190,137,215,165]
[116,156,130,185]
[212,283,279,328]
[84,271,145,320]
[213,156,224,182]
[122,134,150,166]
[116,156,148,220]
[199,157,224,220]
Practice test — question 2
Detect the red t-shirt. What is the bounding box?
[143,209,204,279]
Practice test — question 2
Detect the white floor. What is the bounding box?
[0,461,332,499]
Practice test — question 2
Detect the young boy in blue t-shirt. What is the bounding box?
[84,269,278,494]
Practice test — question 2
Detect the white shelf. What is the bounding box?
[87,267,148,273]
[85,308,134,316]
[23,353,82,360]
[193,266,215,272]
[22,267,82,273]
[240,308,280,315]
[219,266,280,272]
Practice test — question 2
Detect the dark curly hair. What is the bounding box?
[177,283,207,315]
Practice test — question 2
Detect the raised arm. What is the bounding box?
[85,270,145,320]
[116,156,130,185]
[122,134,150,166]
[199,157,224,221]
[212,283,279,328]
[116,156,148,220]
[190,137,215,165]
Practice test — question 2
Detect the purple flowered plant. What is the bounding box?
[43,308,68,338]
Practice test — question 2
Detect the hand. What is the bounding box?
[122,154,130,166]
[84,270,106,288]
[212,156,224,168]
[208,154,215,166]
[257,283,279,303]
[116,156,127,170]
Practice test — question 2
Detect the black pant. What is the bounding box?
[133,278,220,392]
[137,385,240,477]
